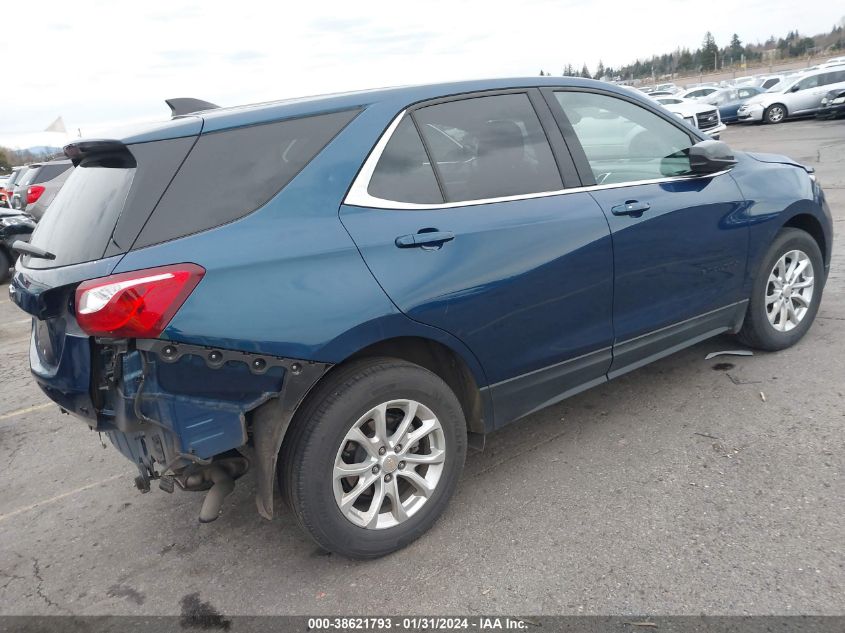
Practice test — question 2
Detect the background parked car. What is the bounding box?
[737,66,845,123]
[10,158,73,216]
[20,158,74,220]
[716,86,766,123]
[678,86,720,100]
[648,94,726,137]
[0,166,27,208]
[816,88,845,120]
[0,208,36,282]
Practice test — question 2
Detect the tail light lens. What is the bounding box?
[75,264,205,338]
[27,185,46,205]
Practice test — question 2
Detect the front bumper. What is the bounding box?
[737,103,764,122]
[816,103,845,119]
[702,122,727,137]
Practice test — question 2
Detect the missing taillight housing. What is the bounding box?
[75,264,205,338]
[26,185,46,205]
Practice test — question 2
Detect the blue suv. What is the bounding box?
[9,78,833,558]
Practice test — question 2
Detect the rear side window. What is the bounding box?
[368,117,443,204]
[31,162,71,183]
[414,93,562,202]
[134,109,359,248]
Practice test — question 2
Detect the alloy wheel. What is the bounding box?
[768,106,785,123]
[766,249,814,332]
[333,399,446,529]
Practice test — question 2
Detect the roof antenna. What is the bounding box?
[165,98,220,117]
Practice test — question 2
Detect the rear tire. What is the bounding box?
[737,228,824,351]
[764,103,787,124]
[280,358,467,559]
[0,249,10,283]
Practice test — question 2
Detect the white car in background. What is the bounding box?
[652,96,727,138]
[737,66,845,123]
[677,86,720,101]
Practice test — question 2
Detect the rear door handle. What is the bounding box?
[395,231,455,248]
[611,200,651,217]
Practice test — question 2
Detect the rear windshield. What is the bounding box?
[31,162,72,184]
[25,154,136,269]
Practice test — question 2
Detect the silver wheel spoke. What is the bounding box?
[767,300,779,324]
[398,469,435,498]
[334,460,375,478]
[791,294,810,308]
[791,277,813,289]
[390,400,418,447]
[401,417,438,451]
[339,473,377,512]
[347,427,380,458]
[385,477,408,523]
[403,448,446,466]
[371,403,389,445]
[361,478,387,528]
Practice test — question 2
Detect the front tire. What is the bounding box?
[280,358,467,558]
[737,228,824,351]
[764,103,787,124]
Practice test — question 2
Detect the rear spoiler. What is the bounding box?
[63,140,131,166]
[165,98,219,117]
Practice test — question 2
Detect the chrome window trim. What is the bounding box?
[344,109,731,211]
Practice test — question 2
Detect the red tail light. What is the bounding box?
[27,185,45,205]
[75,264,205,338]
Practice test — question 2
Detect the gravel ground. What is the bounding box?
[0,118,842,618]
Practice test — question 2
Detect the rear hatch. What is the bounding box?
[9,117,202,420]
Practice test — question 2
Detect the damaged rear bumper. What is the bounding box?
[30,329,330,519]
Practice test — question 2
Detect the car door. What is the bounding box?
[786,74,826,114]
[542,88,749,378]
[340,90,615,425]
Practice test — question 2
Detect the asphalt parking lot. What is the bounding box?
[0,118,843,618]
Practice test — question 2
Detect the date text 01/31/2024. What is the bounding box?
[306,616,530,629]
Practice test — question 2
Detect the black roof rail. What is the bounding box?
[165,98,220,117]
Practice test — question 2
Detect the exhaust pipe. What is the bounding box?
[198,465,236,523]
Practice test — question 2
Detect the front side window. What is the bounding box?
[554,91,693,185]
[795,75,820,91]
[413,93,562,202]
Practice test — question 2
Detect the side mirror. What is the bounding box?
[688,140,737,175]
[789,84,800,93]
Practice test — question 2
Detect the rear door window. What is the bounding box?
[413,93,562,202]
[367,116,444,204]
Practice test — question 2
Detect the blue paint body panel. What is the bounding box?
[7,77,834,479]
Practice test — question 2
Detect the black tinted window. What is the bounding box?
[31,162,71,183]
[26,154,135,269]
[135,109,358,248]
[368,117,443,204]
[414,93,562,202]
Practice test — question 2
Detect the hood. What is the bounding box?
[746,152,814,174]
[661,100,716,116]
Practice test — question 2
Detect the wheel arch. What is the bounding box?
[249,333,493,520]
[783,213,828,267]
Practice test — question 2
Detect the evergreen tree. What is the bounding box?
[580,63,591,78]
[594,60,605,80]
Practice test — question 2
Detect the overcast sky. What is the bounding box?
[1,0,842,147]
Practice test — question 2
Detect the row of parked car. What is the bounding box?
[0,157,73,279]
[635,56,845,125]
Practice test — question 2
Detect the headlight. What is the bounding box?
[684,116,695,126]
[1,217,24,226]
[821,98,828,104]
[833,96,845,105]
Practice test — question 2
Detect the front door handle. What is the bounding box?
[395,231,455,248]
[611,200,651,217]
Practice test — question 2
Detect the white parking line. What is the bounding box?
[0,403,54,421]
[0,474,123,523]
[0,318,31,327]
